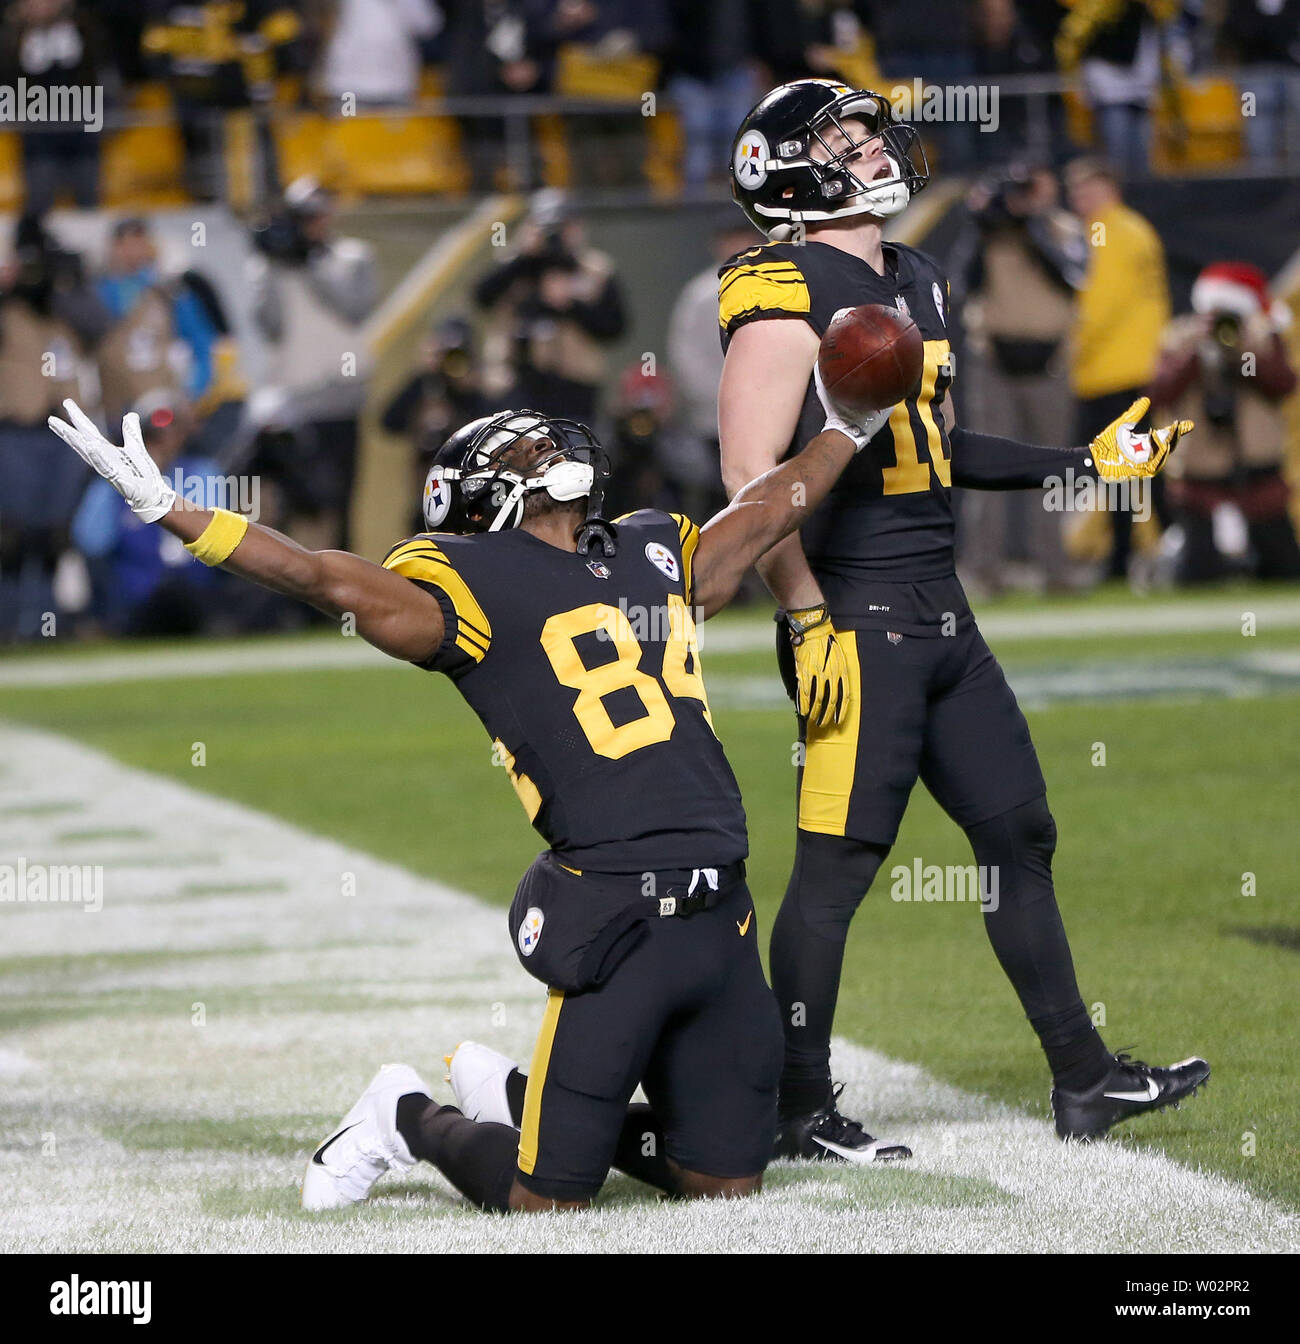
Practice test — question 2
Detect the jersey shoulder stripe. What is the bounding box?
[718,245,811,332]
[382,535,492,663]
[667,511,701,605]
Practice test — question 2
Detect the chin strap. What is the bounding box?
[482,457,598,533]
[573,471,617,557]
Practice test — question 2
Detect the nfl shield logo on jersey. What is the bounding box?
[645,541,680,583]
[586,559,611,579]
[518,907,544,957]
[887,631,903,645]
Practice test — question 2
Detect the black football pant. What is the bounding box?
[771,624,1110,1115]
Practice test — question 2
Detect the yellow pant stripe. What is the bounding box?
[797,632,862,836]
[517,988,565,1176]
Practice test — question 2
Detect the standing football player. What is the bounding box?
[718,79,1208,1160]
[46,391,886,1214]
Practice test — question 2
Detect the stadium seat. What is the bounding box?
[331,114,468,196]
[103,83,189,209]
[554,45,658,103]
[1153,78,1244,170]
[645,109,683,197]
[271,69,470,198]
[103,125,190,208]
[1064,80,1244,170]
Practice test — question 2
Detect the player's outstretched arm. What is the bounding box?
[47,401,444,664]
[694,373,886,620]
[944,392,1193,489]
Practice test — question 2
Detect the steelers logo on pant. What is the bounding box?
[518,906,544,957]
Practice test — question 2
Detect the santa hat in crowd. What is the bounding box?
[1191,261,1291,332]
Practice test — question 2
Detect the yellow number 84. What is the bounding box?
[539,595,713,760]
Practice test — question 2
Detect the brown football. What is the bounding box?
[817,303,924,414]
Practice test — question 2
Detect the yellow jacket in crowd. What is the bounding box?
[1070,201,1170,398]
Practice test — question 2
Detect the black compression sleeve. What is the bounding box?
[948,425,1097,491]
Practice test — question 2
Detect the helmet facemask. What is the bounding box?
[796,93,928,222]
[735,85,930,237]
[435,412,614,546]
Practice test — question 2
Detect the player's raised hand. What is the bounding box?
[1088,396,1193,481]
[813,360,893,452]
[47,399,177,523]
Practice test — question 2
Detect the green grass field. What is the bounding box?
[2,585,1299,1248]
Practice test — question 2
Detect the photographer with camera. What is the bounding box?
[247,176,378,551]
[1149,261,1300,584]
[473,189,626,425]
[382,315,492,533]
[956,161,1087,592]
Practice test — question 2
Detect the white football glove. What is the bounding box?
[813,360,894,452]
[47,399,176,523]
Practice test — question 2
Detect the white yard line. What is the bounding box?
[707,594,1300,650]
[2,595,1299,689]
[0,723,1294,1253]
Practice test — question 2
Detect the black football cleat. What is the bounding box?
[1052,1053,1211,1141]
[775,1083,912,1164]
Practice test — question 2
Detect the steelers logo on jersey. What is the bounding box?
[645,541,680,583]
[932,281,945,326]
[734,130,770,187]
[518,906,544,957]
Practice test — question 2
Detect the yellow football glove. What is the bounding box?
[1088,396,1194,481]
[786,604,850,728]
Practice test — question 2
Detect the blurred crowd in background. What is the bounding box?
[1,0,1299,642]
[1,0,1298,201]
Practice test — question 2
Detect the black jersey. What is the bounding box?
[719,238,969,636]
[382,510,747,874]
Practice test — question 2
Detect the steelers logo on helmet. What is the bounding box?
[422,465,453,529]
[425,408,614,543]
[728,79,929,236]
[733,129,770,188]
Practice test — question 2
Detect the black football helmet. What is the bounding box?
[422,410,617,555]
[730,79,929,237]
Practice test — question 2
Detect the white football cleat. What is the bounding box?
[445,1041,518,1127]
[302,1063,430,1211]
